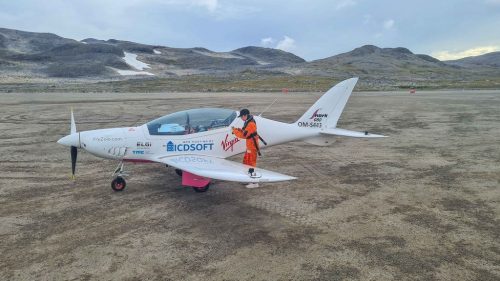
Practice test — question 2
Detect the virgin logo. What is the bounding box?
[221,134,240,151]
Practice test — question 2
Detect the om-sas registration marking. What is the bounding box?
[297,122,322,128]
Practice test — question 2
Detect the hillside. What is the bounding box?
[446,52,500,67]
[0,28,304,79]
[1,27,500,91]
[298,45,458,79]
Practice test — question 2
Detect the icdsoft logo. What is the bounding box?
[167,141,214,152]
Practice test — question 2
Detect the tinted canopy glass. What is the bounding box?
[147,108,237,135]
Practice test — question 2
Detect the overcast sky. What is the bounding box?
[1,0,499,61]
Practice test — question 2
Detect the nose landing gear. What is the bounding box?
[111,176,126,191]
[111,162,128,192]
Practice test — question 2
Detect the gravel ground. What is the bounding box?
[0,90,499,280]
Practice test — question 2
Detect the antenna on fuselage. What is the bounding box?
[258,98,278,117]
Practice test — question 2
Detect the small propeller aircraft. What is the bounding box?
[57,77,385,192]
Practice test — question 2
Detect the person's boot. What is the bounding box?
[245,182,259,189]
[248,168,256,177]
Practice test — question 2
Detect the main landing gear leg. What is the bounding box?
[111,161,128,192]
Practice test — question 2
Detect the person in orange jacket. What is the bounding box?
[232,108,261,188]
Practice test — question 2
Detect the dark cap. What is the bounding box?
[238,108,250,117]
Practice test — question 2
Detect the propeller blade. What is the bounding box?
[71,145,77,179]
[70,108,77,134]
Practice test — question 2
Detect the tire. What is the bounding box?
[111,176,126,192]
[193,183,210,193]
[175,169,183,177]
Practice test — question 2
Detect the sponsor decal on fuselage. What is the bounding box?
[166,140,214,152]
[92,137,123,142]
[171,156,213,164]
[309,109,328,119]
[221,134,240,152]
[132,150,145,155]
[137,141,152,148]
[298,108,328,128]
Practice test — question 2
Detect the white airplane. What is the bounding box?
[57,77,385,192]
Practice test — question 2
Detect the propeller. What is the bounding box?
[70,108,77,179]
[71,145,77,180]
[70,107,76,134]
[56,109,80,179]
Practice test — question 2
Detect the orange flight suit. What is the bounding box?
[232,118,259,167]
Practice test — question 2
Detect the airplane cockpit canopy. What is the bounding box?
[146,108,237,135]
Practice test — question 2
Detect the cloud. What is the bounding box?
[485,0,500,4]
[383,19,395,29]
[260,36,296,52]
[336,0,357,10]
[432,46,500,60]
[194,0,218,12]
[160,0,218,12]
[276,36,296,52]
[260,37,275,47]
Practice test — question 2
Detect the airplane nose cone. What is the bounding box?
[57,133,80,147]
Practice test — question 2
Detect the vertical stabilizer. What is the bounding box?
[295,77,358,130]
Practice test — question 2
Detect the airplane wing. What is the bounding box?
[154,155,296,183]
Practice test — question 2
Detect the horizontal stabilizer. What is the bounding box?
[321,128,386,138]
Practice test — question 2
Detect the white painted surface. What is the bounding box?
[158,155,296,183]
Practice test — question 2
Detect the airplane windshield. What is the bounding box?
[146,108,237,135]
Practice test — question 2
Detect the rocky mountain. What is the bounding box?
[0,28,127,78]
[0,27,76,53]
[446,51,500,67]
[1,27,499,90]
[296,45,457,80]
[0,28,305,79]
[230,46,305,65]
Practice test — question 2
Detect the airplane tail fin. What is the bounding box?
[257,78,385,147]
[295,77,358,130]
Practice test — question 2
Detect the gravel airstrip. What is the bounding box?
[1,90,499,280]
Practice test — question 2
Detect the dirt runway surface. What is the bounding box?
[1,90,499,280]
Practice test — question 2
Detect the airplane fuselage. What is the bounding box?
[73,115,315,162]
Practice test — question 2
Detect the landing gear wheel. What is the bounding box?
[192,183,210,193]
[175,169,183,177]
[111,176,126,192]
